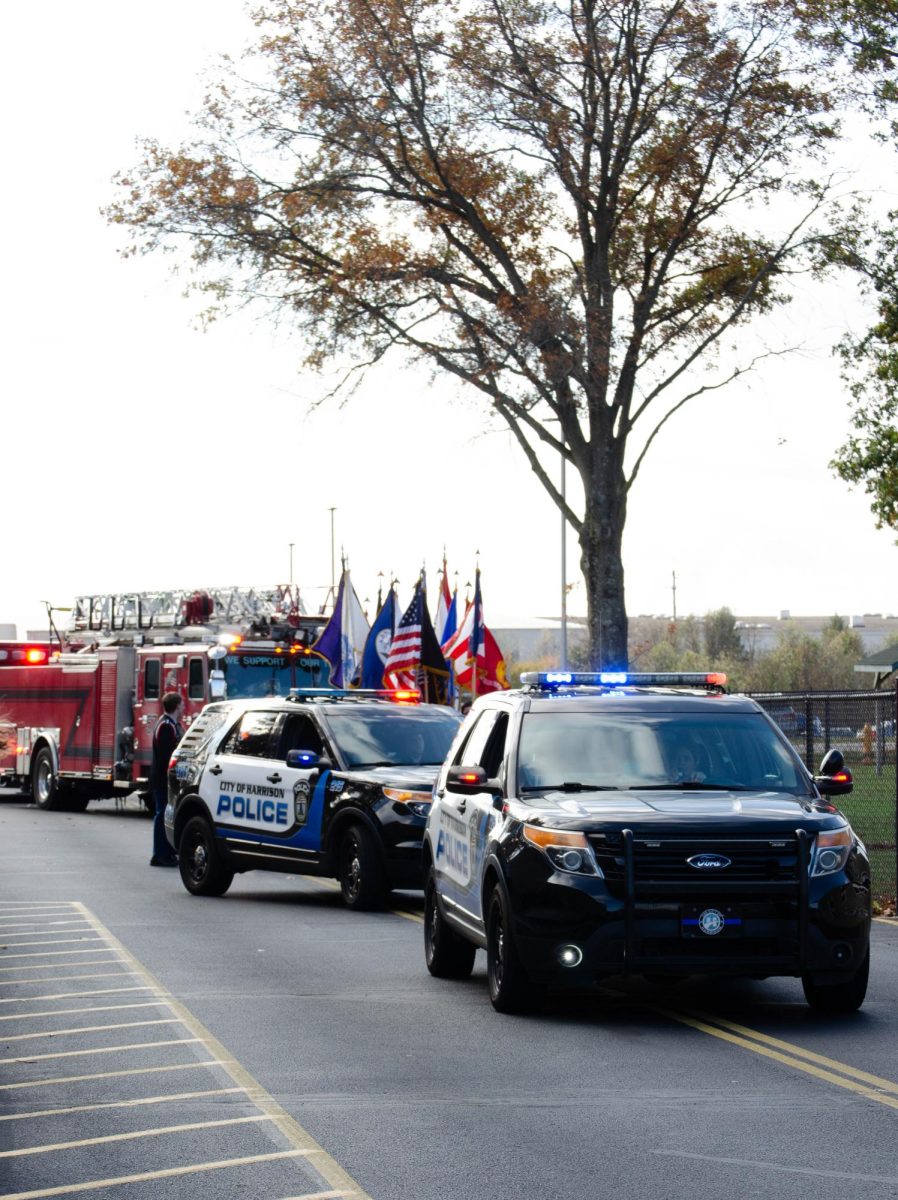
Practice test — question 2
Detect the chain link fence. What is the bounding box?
[751,688,898,905]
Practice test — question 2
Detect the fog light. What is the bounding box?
[556,944,583,968]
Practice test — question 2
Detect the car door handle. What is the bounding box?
[267,773,282,784]
[208,764,222,776]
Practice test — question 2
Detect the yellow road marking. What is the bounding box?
[391,908,424,924]
[0,986,152,1003]
[0,1060,223,1090]
[1,1018,181,1042]
[74,902,372,1200]
[0,1087,244,1122]
[686,1008,898,1095]
[0,1036,201,1065]
[0,1148,312,1199]
[657,1007,898,1111]
[0,1001,170,1023]
[0,972,136,986]
[0,1114,275,1159]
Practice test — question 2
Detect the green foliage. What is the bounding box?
[704,607,745,662]
[831,215,898,533]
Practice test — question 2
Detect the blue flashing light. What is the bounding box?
[520,670,727,692]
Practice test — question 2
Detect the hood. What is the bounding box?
[524,789,838,833]
[342,763,441,789]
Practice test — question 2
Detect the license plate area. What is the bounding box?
[680,904,743,938]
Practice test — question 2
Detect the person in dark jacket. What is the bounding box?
[150,692,183,866]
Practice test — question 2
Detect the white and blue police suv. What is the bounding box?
[165,689,460,908]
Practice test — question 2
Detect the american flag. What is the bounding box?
[384,584,424,686]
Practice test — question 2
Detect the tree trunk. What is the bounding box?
[579,484,629,670]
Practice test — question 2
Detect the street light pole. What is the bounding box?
[288,543,294,587]
[329,507,337,595]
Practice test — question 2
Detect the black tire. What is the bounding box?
[802,950,869,1014]
[140,792,154,814]
[486,883,534,1013]
[338,823,386,910]
[31,749,62,811]
[424,870,476,979]
[178,815,234,897]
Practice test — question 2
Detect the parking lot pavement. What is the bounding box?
[4,790,898,1200]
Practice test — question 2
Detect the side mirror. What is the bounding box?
[287,749,320,769]
[208,670,227,701]
[446,764,502,796]
[814,748,852,796]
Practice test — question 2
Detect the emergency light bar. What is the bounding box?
[288,688,421,703]
[520,671,727,691]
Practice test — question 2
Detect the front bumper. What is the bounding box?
[508,835,871,986]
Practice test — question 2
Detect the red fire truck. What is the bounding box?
[0,587,329,811]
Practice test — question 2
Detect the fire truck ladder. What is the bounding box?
[69,586,307,634]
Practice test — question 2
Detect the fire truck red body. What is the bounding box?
[0,588,328,811]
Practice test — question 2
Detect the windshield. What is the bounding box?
[325,706,462,768]
[222,654,293,699]
[517,711,812,796]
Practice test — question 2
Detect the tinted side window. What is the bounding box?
[276,713,325,759]
[188,658,205,701]
[454,710,499,767]
[144,659,161,701]
[220,711,280,758]
[480,712,509,778]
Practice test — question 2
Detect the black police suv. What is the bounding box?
[423,671,870,1014]
[165,689,461,908]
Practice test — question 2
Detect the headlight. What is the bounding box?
[811,828,853,876]
[383,787,432,818]
[522,824,602,876]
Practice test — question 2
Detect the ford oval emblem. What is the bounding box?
[687,853,732,870]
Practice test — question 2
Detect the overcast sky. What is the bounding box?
[2,2,896,640]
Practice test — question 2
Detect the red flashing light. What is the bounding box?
[833,771,852,784]
[705,672,727,687]
[391,689,420,704]
[458,771,480,784]
[25,648,47,664]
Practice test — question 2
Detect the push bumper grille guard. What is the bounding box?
[621,827,812,975]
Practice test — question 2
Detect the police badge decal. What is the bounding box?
[293,779,311,827]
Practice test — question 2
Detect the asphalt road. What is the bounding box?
[2,789,898,1200]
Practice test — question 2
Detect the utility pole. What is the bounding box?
[560,448,568,670]
[672,570,677,624]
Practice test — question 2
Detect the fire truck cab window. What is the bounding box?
[144,659,161,701]
[188,658,205,701]
[220,711,280,759]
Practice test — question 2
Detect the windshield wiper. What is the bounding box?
[520,782,620,793]
[631,781,754,791]
[352,760,398,769]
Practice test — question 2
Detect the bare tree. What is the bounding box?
[110,0,859,665]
